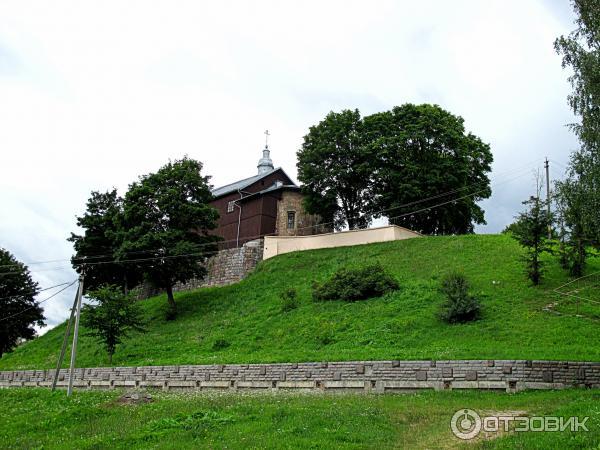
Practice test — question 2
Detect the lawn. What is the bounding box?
[1,234,599,370]
[0,388,597,449]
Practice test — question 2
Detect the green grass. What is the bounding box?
[0,388,598,449]
[1,234,599,370]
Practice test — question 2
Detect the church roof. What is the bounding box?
[211,167,297,198]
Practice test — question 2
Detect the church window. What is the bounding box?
[287,211,296,229]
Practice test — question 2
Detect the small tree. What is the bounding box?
[511,193,553,285]
[82,284,145,364]
[439,272,480,323]
[0,248,45,357]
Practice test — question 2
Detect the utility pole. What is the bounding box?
[51,286,80,391]
[67,272,84,396]
[545,157,551,239]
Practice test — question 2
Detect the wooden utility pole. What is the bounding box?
[545,158,551,239]
[51,287,80,391]
[67,273,84,396]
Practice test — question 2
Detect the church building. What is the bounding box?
[210,141,325,248]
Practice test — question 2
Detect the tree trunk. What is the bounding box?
[108,352,113,365]
[166,285,177,319]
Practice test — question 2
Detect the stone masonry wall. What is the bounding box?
[138,239,264,298]
[2,360,599,393]
[275,191,329,236]
[174,239,264,291]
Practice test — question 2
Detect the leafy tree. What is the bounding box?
[0,248,44,357]
[81,284,145,364]
[297,105,492,234]
[121,157,220,318]
[68,189,141,293]
[511,194,553,285]
[554,0,600,263]
[297,109,374,230]
[368,104,493,234]
[555,177,590,277]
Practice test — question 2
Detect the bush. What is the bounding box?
[212,339,230,351]
[280,288,299,313]
[439,272,480,323]
[312,263,399,302]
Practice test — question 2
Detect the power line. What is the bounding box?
[0,281,73,301]
[0,279,78,323]
[0,159,542,274]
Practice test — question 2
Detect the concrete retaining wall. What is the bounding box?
[263,225,421,260]
[2,360,599,393]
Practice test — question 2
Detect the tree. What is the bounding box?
[297,109,374,230]
[0,248,44,357]
[81,284,145,364]
[555,176,589,277]
[296,105,493,234]
[121,157,220,318]
[554,0,600,262]
[369,104,493,234]
[511,193,553,285]
[68,189,141,294]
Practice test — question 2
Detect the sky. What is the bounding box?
[0,0,580,332]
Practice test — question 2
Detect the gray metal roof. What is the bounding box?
[211,167,297,198]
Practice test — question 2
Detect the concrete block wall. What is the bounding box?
[1,360,599,393]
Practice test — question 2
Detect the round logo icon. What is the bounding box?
[451,409,482,440]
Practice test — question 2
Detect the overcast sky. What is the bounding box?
[0,0,580,332]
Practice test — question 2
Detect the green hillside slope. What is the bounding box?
[1,234,599,370]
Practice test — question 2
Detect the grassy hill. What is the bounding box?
[1,234,599,370]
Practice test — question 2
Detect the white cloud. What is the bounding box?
[0,0,578,331]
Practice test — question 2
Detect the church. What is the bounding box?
[209,140,325,248]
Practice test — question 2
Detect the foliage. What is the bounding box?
[312,263,398,302]
[297,109,374,230]
[211,339,230,351]
[81,284,145,364]
[510,195,553,285]
[368,104,493,234]
[68,189,142,293]
[554,0,600,266]
[279,288,299,312]
[438,272,480,323]
[554,177,590,277]
[120,157,220,318]
[554,0,600,154]
[297,104,493,233]
[0,248,44,357]
[2,235,600,369]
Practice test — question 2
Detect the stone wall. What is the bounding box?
[275,190,328,237]
[2,360,599,393]
[138,239,263,298]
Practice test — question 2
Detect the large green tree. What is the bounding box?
[369,104,493,234]
[554,0,600,268]
[68,189,141,293]
[121,157,220,318]
[297,109,374,230]
[297,105,493,234]
[0,248,44,357]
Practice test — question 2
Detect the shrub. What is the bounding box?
[212,339,230,351]
[280,288,299,313]
[439,272,480,323]
[312,263,399,302]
